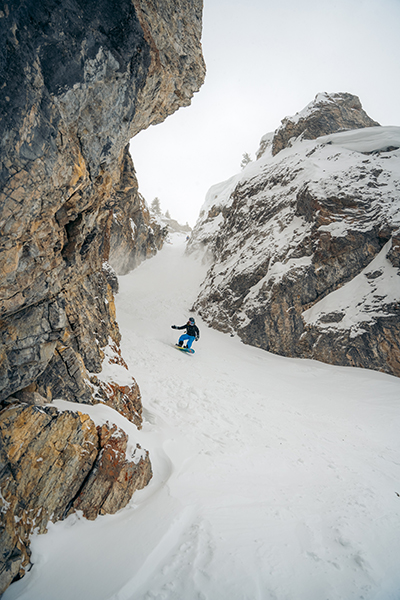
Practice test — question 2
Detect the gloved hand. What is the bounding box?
[195,336,199,341]
[171,325,177,329]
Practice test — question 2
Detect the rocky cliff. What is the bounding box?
[188,93,400,377]
[108,146,167,275]
[0,0,205,593]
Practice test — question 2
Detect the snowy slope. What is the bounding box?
[5,235,400,600]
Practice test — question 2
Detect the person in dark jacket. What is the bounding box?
[171,317,200,350]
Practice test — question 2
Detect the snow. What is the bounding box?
[5,234,400,600]
[0,491,11,514]
[318,126,400,153]
[278,92,342,127]
[198,158,265,219]
[129,218,136,241]
[91,341,134,387]
[196,124,400,246]
[303,240,400,337]
[190,121,400,339]
[256,131,274,158]
[198,173,242,216]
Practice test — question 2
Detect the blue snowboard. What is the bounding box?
[175,344,195,355]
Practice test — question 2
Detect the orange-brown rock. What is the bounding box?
[0,404,99,591]
[91,377,143,429]
[0,0,204,593]
[0,403,152,592]
[72,423,152,520]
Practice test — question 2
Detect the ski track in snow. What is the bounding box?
[5,234,400,600]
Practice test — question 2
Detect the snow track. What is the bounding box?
[5,234,400,600]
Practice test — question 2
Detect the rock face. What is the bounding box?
[270,92,380,157]
[0,0,205,404]
[0,403,151,590]
[189,94,400,377]
[72,422,151,521]
[0,0,204,593]
[108,147,193,276]
[108,146,167,275]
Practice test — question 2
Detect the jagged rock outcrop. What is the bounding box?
[189,94,400,377]
[0,0,205,593]
[270,92,380,157]
[72,422,151,520]
[0,402,151,590]
[108,146,166,275]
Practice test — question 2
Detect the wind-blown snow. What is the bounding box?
[318,125,400,153]
[5,235,400,600]
[199,173,242,216]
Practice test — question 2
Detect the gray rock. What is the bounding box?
[0,0,205,593]
[271,92,380,156]
[190,94,400,378]
[108,146,167,275]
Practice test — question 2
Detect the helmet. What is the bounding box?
[188,317,195,324]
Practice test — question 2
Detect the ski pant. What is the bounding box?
[179,334,195,349]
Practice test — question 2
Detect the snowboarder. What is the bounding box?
[171,317,200,351]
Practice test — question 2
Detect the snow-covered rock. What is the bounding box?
[271,91,380,156]
[188,94,400,377]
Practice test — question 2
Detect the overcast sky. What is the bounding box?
[129,0,400,227]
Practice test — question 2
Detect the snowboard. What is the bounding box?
[174,344,195,354]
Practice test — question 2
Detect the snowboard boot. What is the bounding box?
[177,341,183,347]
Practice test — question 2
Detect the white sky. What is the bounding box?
[129,0,400,227]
